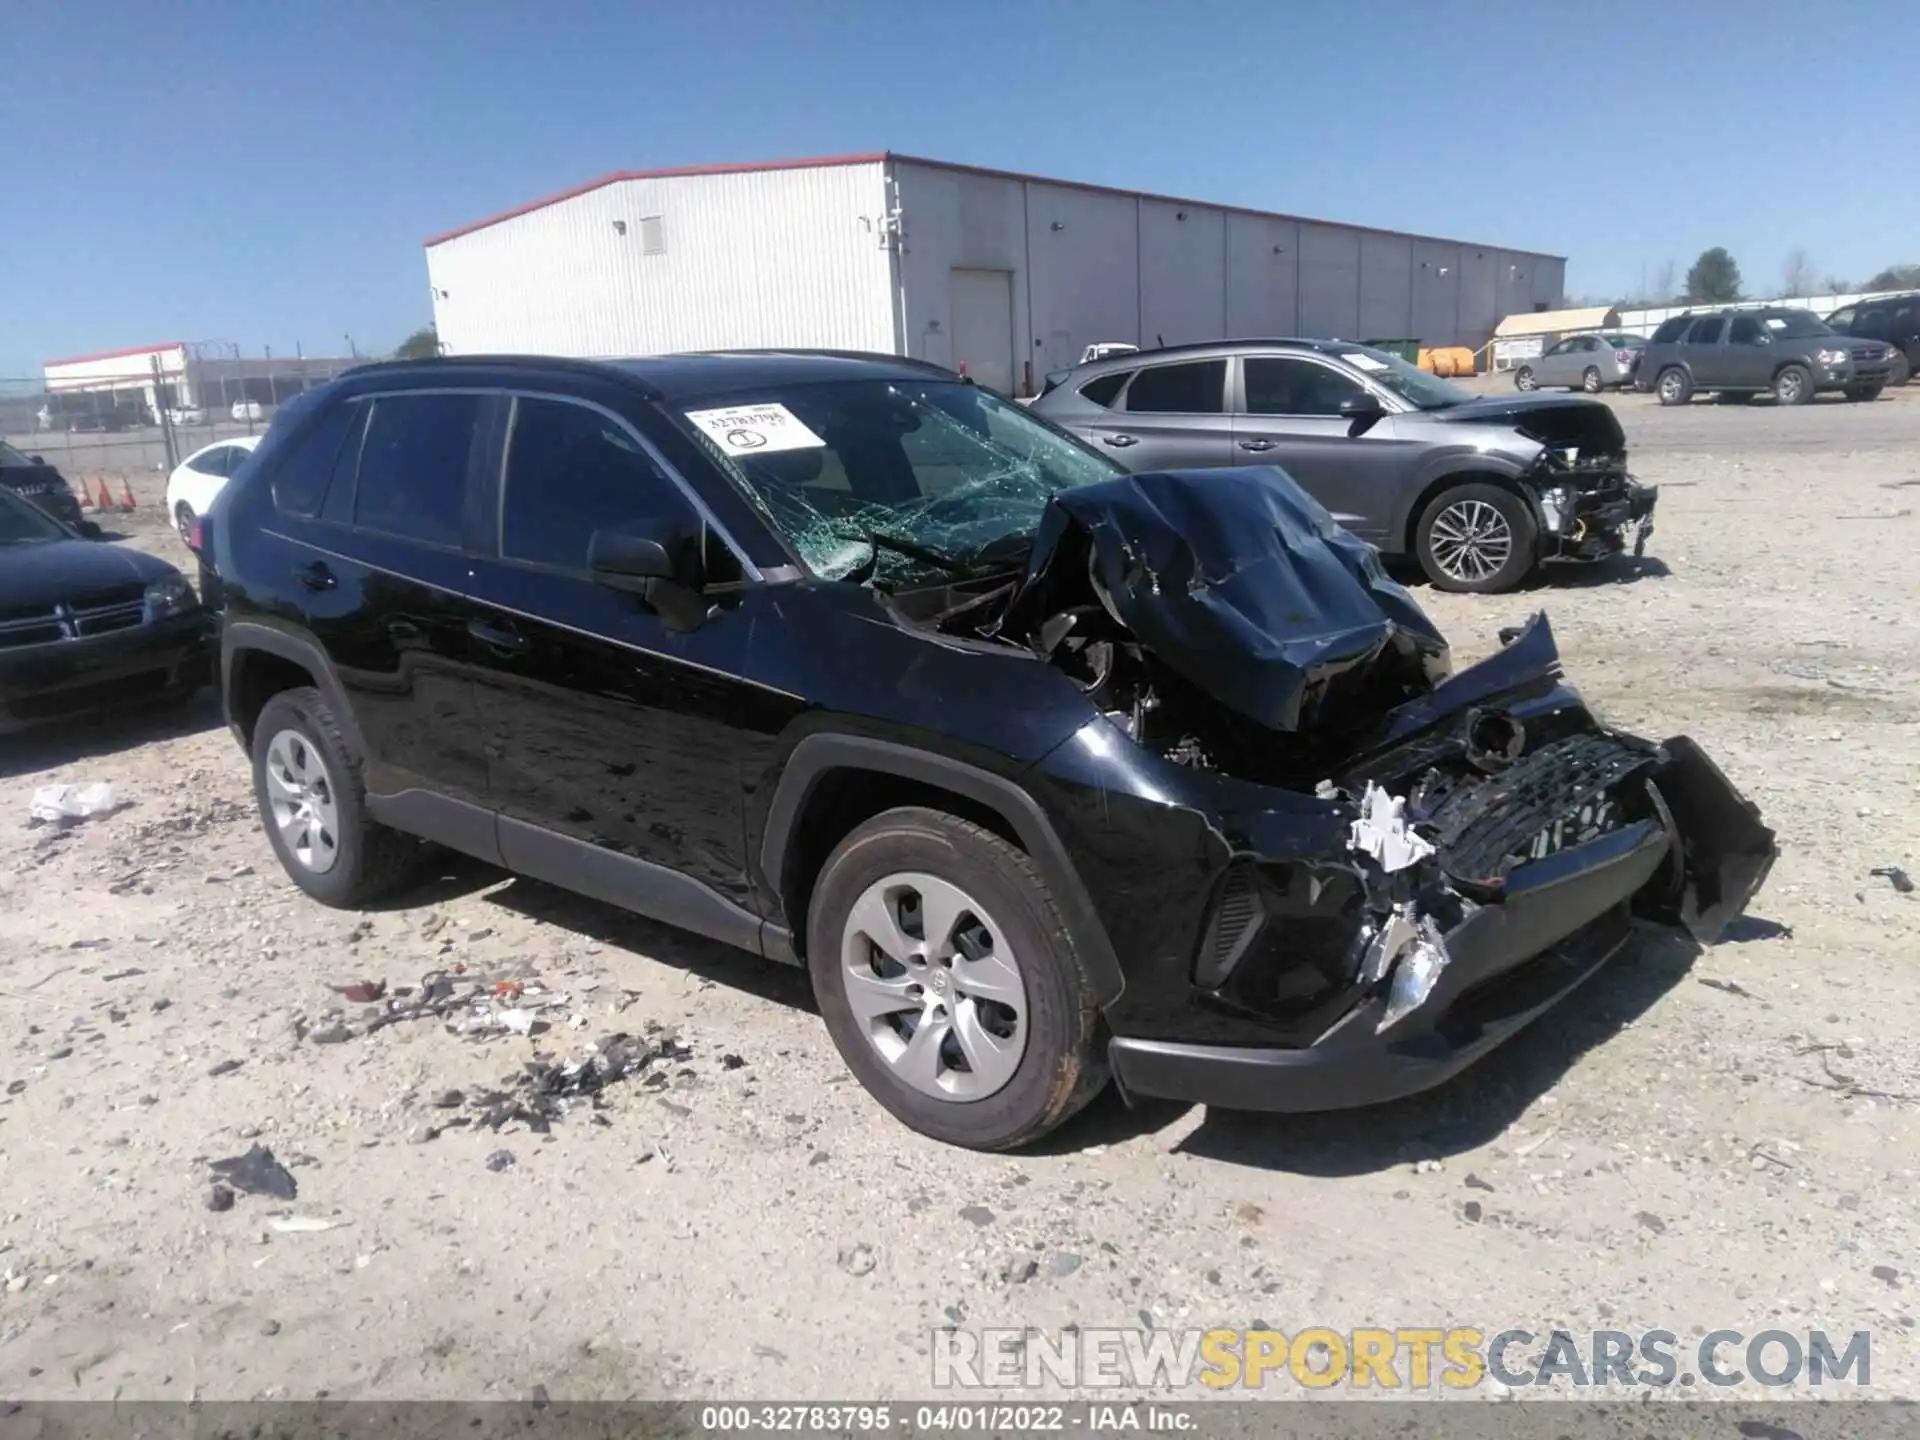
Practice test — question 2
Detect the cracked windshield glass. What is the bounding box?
[677,381,1118,586]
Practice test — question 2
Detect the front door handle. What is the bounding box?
[467,619,530,655]
[1237,438,1276,452]
[294,561,335,591]
[1100,433,1138,448]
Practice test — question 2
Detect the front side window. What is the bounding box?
[1729,316,1763,345]
[1686,317,1727,344]
[1545,339,1575,356]
[1826,307,1857,329]
[1124,360,1226,414]
[1651,317,1690,344]
[674,380,1119,588]
[351,393,486,547]
[501,398,679,570]
[1242,356,1367,417]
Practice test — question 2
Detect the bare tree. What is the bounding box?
[1781,248,1817,298]
[1653,259,1677,300]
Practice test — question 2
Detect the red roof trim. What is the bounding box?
[422,152,891,247]
[420,150,1563,263]
[43,340,188,369]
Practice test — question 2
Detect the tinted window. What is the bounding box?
[502,398,679,570]
[1855,307,1889,337]
[269,401,357,517]
[352,393,486,547]
[1651,317,1690,344]
[1729,316,1763,345]
[1243,356,1368,417]
[1685,317,1726,344]
[1827,308,1857,329]
[1124,360,1226,414]
[1078,371,1131,408]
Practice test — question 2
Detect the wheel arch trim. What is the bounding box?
[759,734,1127,1007]
[221,620,364,757]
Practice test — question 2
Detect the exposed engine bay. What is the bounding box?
[899,466,1772,1041]
[1506,408,1658,562]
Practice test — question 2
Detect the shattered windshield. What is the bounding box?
[674,380,1122,586]
[1330,344,1472,410]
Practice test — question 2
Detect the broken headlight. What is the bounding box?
[1536,485,1572,533]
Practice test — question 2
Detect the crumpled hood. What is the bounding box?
[1431,395,1626,455]
[1000,467,1450,732]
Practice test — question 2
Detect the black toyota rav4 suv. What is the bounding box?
[205,352,1775,1150]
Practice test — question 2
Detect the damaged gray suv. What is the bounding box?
[1031,339,1657,594]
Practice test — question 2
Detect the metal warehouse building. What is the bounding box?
[424,153,1566,397]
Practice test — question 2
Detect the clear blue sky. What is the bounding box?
[6,0,1915,377]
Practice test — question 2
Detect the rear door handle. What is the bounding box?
[467,619,530,655]
[1237,438,1276,452]
[1100,433,1138,448]
[294,561,335,591]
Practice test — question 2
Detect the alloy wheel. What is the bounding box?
[1659,371,1685,403]
[264,728,341,874]
[1427,499,1514,585]
[1515,368,1535,391]
[1777,370,1806,404]
[839,872,1028,1101]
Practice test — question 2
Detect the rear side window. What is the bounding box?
[501,398,679,570]
[1827,307,1856,329]
[1124,360,1226,414]
[1651,317,1690,344]
[1685,317,1726,344]
[352,393,487,547]
[268,402,357,518]
[1078,371,1131,408]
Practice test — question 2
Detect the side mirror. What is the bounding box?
[29,455,46,466]
[588,519,709,633]
[1339,393,1386,437]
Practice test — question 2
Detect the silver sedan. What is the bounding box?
[1515,333,1645,393]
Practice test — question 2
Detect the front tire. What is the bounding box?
[1581,366,1603,394]
[1414,482,1538,594]
[1656,367,1693,406]
[250,687,420,908]
[1844,384,1883,402]
[1773,364,1813,406]
[807,807,1107,1151]
[1513,366,1536,392]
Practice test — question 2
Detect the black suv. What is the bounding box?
[206,352,1774,1150]
[1639,308,1895,405]
[1825,293,1920,386]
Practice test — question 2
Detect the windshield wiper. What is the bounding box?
[844,529,972,588]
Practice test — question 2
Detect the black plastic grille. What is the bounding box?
[1415,733,1660,889]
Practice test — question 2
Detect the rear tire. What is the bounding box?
[1891,352,1912,386]
[1656,367,1693,406]
[250,687,421,908]
[1513,367,1536,392]
[1580,366,1603,394]
[1773,364,1813,406]
[807,807,1107,1151]
[1844,384,1883,403]
[1415,482,1538,594]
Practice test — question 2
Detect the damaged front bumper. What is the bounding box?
[1089,618,1775,1115]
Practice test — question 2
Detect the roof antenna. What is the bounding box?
[1155,333,1165,349]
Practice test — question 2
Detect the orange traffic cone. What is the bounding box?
[118,477,138,511]
[95,477,115,511]
[75,479,93,511]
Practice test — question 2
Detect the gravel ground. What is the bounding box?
[2,388,1916,1403]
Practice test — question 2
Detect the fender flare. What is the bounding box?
[760,734,1127,1006]
[221,620,365,756]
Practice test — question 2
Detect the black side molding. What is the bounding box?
[366,789,505,869]
[220,620,366,758]
[759,734,1126,1006]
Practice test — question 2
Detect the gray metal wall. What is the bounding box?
[892,158,1564,386]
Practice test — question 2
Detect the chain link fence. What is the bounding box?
[3,349,367,479]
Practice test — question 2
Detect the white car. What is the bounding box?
[166,406,206,426]
[231,400,265,422]
[165,436,259,546]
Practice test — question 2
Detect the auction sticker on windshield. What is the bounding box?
[684,403,826,455]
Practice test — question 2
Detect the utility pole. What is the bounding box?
[152,354,178,471]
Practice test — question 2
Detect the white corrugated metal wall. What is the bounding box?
[426,163,896,356]
[889,158,1563,387]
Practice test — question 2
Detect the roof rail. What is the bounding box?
[351,353,664,400]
